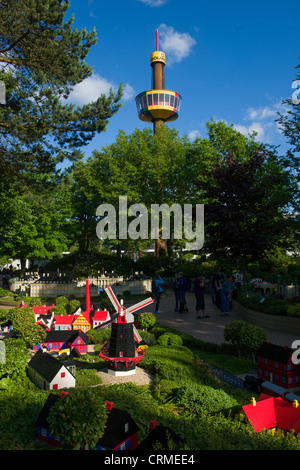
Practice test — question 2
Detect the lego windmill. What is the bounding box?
[135,30,182,133]
[99,285,154,376]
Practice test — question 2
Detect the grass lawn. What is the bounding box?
[190,348,255,375]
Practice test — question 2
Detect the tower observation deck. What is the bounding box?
[135,30,182,132]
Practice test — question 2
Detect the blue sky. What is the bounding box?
[66,0,300,159]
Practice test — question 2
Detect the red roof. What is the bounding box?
[54,314,78,325]
[242,394,300,434]
[32,305,55,315]
[92,310,110,321]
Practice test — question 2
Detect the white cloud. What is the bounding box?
[233,122,265,140]
[138,0,168,6]
[233,100,289,142]
[158,24,196,65]
[246,106,277,121]
[188,130,201,141]
[122,83,135,101]
[68,74,134,105]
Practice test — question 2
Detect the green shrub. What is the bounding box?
[87,327,111,344]
[157,333,183,347]
[175,383,237,417]
[238,296,288,315]
[137,311,156,330]
[0,288,14,298]
[50,305,67,316]
[139,330,156,344]
[287,303,300,318]
[26,297,43,307]
[67,299,81,314]
[55,296,69,307]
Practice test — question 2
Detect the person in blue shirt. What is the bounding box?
[154,274,164,313]
[220,273,235,316]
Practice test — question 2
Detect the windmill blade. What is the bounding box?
[105,285,121,312]
[127,297,154,314]
[133,324,142,343]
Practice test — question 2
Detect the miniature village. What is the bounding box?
[1,2,300,455]
[1,275,300,451]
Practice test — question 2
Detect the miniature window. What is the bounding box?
[159,93,164,104]
[288,363,292,371]
[170,95,174,107]
[165,94,170,105]
[142,95,147,108]
[125,423,129,433]
[61,372,65,378]
[153,93,158,105]
[148,94,153,106]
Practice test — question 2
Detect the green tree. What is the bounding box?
[224,321,266,359]
[47,388,108,450]
[195,126,296,295]
[137,311,157,331]
[85,126,208,257]
[8,307,46,345]
[0,338,29,380]
[0,0,123,181]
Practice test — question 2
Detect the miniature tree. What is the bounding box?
[137,311,156,331]
[224,320,266,360]
[47,388,108,450]
[7,307,46,345]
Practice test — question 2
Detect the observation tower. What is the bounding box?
[135,30,182,133]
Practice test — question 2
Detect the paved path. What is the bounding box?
[140,291,298,389]
[145,291,297,349]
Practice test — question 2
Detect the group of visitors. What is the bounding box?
[153,268,236,318]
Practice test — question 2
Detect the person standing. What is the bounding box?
[178,272,188,313]
[220,272,230,316]
[194,274,209,319]
[173,272,180,312]
[212,269,221,309]
[209,275,215,305]
[154,274,164,314]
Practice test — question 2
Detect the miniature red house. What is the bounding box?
[238,393,300,435]
[32,330,88,354]
[256,342,300,389]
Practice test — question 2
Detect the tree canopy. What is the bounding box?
[0,0,123,182]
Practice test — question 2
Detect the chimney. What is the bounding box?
[251,397,256,406]
[150,420,157,432]
[86,280,91,313]
[293,400,299,408]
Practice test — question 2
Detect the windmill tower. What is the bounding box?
[135,30,182,133]
[99,285,154,376]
